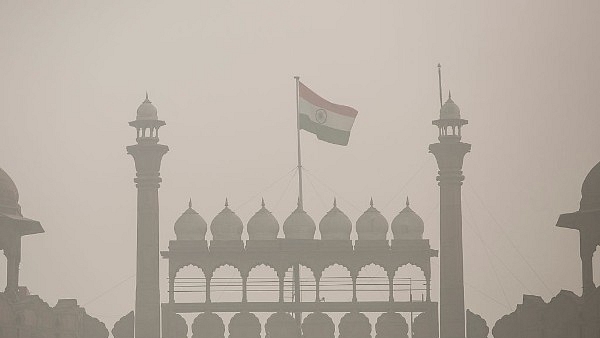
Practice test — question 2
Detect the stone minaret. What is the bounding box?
[429,92,470,338]
[127,93,168,338]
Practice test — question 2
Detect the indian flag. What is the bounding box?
[298,82,358,146]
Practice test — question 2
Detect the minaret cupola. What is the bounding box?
[129,93,165,143]
[433,92,468,141]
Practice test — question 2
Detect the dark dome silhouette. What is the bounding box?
[391,198,424,240]
[283,200,316,239]
[210,199,243,240]
[136,93,158,120]
[580,160,600,211]
[439,93,460,119]
[247,199,279,240]
[0,167,21,216]
[302,312,335,338]
[319,198,352,240]
[356,198,388,240]
[174,200,207,240]
[228,312,261,338]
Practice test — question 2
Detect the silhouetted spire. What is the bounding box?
[370,197,374,207]
[406,196,410,207]
[448,90,452,100]
[261,197,265,208]
[225,198,229,208]
[189,198,192,209]
[333,197,337,208]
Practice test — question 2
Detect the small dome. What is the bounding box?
[391,197,424,240]
[174,200,207,240]
[440,92,460,119]
[247,199,279,240]
[283,199,316,239]
[580,161,600,211]
[210,199,243,240]
[0,167,21,216]
[319,198,352,240]
[356,198,389,240]
[136,93,158,120]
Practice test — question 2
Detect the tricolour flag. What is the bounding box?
[298,82,358,146]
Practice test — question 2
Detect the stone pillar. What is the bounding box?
[580,235,596,299]
[4,235,21,296]
[430,100,470,338]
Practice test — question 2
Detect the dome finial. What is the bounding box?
[261,197,265,208]
[370,197,374,207]
[189,198,192,209]
[333,197,337,208]
[225,197,229,207]
[448,90,452,100]
[406,196,410,207]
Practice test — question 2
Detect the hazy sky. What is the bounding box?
[1,0,600,334]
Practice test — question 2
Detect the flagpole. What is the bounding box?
[293,76,302,325]
[295,75,303,209]
[437,63,443,108]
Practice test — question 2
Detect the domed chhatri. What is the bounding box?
[319,198,352,240]
[247,198,279,240]
[391,197,425,240]
[136,92,159,121]
[356,198,389,240]
[283,198,316,239]
[210,198,243,240]
[174,199,207,240]
[580,160,600,211]
[0,167,21,216]
[440,91,460,120]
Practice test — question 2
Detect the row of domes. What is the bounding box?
[174,197,425,241]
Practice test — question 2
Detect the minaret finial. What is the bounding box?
[189,198,192,209]
[333,197,337,208]
[406,196,410,207]
[225,198,229,207]
[370,197,374,207]
[261,197,265,208]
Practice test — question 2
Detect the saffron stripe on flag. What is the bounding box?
[299,82,358,118]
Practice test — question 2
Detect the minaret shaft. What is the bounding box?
[128,143,167,338]
[430,86,470,338]
[128,95,168,338]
